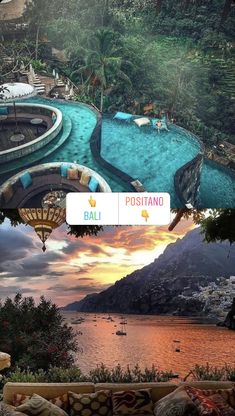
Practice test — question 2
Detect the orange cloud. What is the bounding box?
[1,220,197,306]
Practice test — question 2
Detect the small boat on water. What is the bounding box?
[71,316,85,324]
[116,322,127,336]
[116,330,127,336]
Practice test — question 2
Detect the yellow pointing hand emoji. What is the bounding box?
[141,209,149,222]
[88,195,96,208]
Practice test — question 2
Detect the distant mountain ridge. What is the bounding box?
[63,228,235,315]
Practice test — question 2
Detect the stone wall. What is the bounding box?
[174,153,204,207]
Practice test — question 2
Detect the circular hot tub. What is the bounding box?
[0,103,63,164]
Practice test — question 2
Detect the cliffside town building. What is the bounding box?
[180,276,235,318]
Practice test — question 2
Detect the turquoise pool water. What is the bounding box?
[199,161,235,207]
[1,97,234,207]
[101,116,200,205]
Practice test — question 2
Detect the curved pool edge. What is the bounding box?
[36,99,134,191]
[90,116,136,192]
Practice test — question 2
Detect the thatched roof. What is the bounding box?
[0,0,26,21]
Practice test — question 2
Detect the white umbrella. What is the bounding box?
[0,82,37,132]
[55,72,59,80]
[52,69,56,77]
[65,83,69,92]
[69,86,74,96]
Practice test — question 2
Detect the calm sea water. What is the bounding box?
[63,312,235,378]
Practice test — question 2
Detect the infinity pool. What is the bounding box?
[101,116,200,206]
[1,97,234,207]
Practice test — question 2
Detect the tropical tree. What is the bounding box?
[169,209,235,245]
[0,294,78,370]
[23,0,66,59]
[72,29,132,111]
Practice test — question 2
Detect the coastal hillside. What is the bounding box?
[63,228,235,315]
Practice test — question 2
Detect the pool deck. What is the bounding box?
[210,141,235,168]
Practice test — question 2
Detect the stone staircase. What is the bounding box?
[27,73,46,94]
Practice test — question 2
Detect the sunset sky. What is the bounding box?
[0,218,196,307]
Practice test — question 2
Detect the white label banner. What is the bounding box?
[66,193,170,225]
[66,192,119,225]
[118,193,170,225]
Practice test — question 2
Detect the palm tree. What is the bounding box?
[73,29,132,112]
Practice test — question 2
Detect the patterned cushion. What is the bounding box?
[154,385,199,416]
[80,171,90,186]
[60,163,71,178]
[112,389,153,415]
[16,394,68,416]
[209,394,235,416]
[185,386,221,415]
[3,184,14,203]
[13,394,31,407]
[67,168,78,180]
[0,402,27,416]
[88,176,99,192]
[13,393,68,411]
[199,388,235,410]
[68,390,112,416]
[20,172,32,189]
[0,107,8,115]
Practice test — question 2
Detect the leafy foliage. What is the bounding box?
[169,209,235,244]
[3,363,235,385]
[3,0,234,143]
[0,294,78,371]
[189,363,235,382]
[3,363,175,384]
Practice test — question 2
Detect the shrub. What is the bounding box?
[32,59,46,72]
[4,364,175,386]
[4,366,84,384]
[0,294,78,371]
[191,363,235,381]
[88,363,174,383]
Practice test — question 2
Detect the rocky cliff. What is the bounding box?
[63,228,235,315]
[222,298,235,330]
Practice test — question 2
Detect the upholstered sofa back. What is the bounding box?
[3,383,95,404]
[3,381,234,405]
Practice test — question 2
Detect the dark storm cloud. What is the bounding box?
[1,248,66,280]
[77,277,94,281]
[0,228,35,262]
[47,271,66,277]
[0,285,37,297]
[62,240,110,257]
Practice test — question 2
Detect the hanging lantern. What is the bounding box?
[18,208,66,252]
